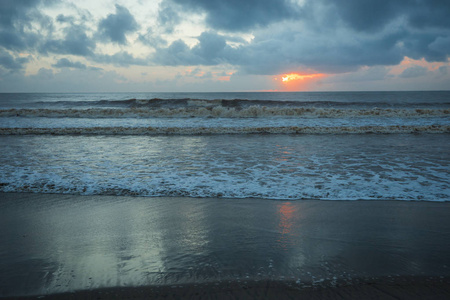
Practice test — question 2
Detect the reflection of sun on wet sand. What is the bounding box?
[277,202,296,246]
[1,193,450,299]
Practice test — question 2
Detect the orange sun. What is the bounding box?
[276,72,326,91]
[281,73,324,82]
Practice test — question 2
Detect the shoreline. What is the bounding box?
[6,277,450,299]
[1,191,449,203]
[1,192,449,299]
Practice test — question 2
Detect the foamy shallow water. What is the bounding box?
[0,115,448,130]
[0,134,448,201]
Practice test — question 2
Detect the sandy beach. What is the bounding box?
[1,193,449,299]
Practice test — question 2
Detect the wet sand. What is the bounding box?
[1,193,449,299]
[8,277,450,299]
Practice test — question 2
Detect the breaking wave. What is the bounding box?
[1,125,448,135]
[1,106,449,119]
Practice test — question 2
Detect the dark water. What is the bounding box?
[0,91,449,108]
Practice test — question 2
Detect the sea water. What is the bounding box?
[1,92,450,297]
[0,91,449,201]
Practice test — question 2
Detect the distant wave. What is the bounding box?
[28,97,450,108]
[1,125,448,135]
[1,107,449,119]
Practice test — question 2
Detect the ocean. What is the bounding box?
[0,91,449,201]
[1,91,450,297]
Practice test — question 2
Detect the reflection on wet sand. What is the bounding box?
[1,193,450,297]
[277,202,296,247]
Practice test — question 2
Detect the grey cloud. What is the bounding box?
[152,28,406,75]
[439,66,448,75]
[399,65,428,78]
[166,0,300,31]
[331,0,405,32]
[0,50,28,71]
[152,32,234,66]
[52,58,86,69]
[152,0,449,75]
[321,66,391,84]
[402,33,449,62]
[327,0,450,32]
[157,1,181,34]
[428,36,450,58]
[192,32,228,62]
[0,30,30,51]
[176,67,213,79]
[41,24,95,56]
[0,0,41,29]
[2,0,449,79]
[152,39,196,65]
[138,28,167,48]
[238,27,406,75]
[0,0,48,51]
[34,67,54,80]
[407,0,450,30]
[56,14,75,23]
[94,51,148,67]
[97,4,138,45]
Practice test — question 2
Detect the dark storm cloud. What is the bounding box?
[234,27,408,75]
[152,0,450,75]
[166,0,299,31]
[0,0,41,29]
[97,4,139,45]
[327,0,450,32]
[406,0,450,29]
[152,28,406,74]
[0,0,48,51]
[329,0,407,32]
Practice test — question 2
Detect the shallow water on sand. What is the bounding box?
[1,194,450,297]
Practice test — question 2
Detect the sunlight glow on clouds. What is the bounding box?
[0,0,449,92]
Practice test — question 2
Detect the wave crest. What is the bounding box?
[1,107,449,118]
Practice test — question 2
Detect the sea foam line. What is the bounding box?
[1,107,449,118]
[1,125,448,135]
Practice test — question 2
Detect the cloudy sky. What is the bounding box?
[0,0,449,92]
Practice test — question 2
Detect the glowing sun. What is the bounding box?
[275,72,327,91]
[281,73,324,82]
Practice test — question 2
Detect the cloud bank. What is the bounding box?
[0,0,448,91]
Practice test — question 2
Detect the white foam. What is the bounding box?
[1,107,448,118]
[0,134,448,201]
[0,125,448,135]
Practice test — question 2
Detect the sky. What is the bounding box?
[0,0,449,92]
